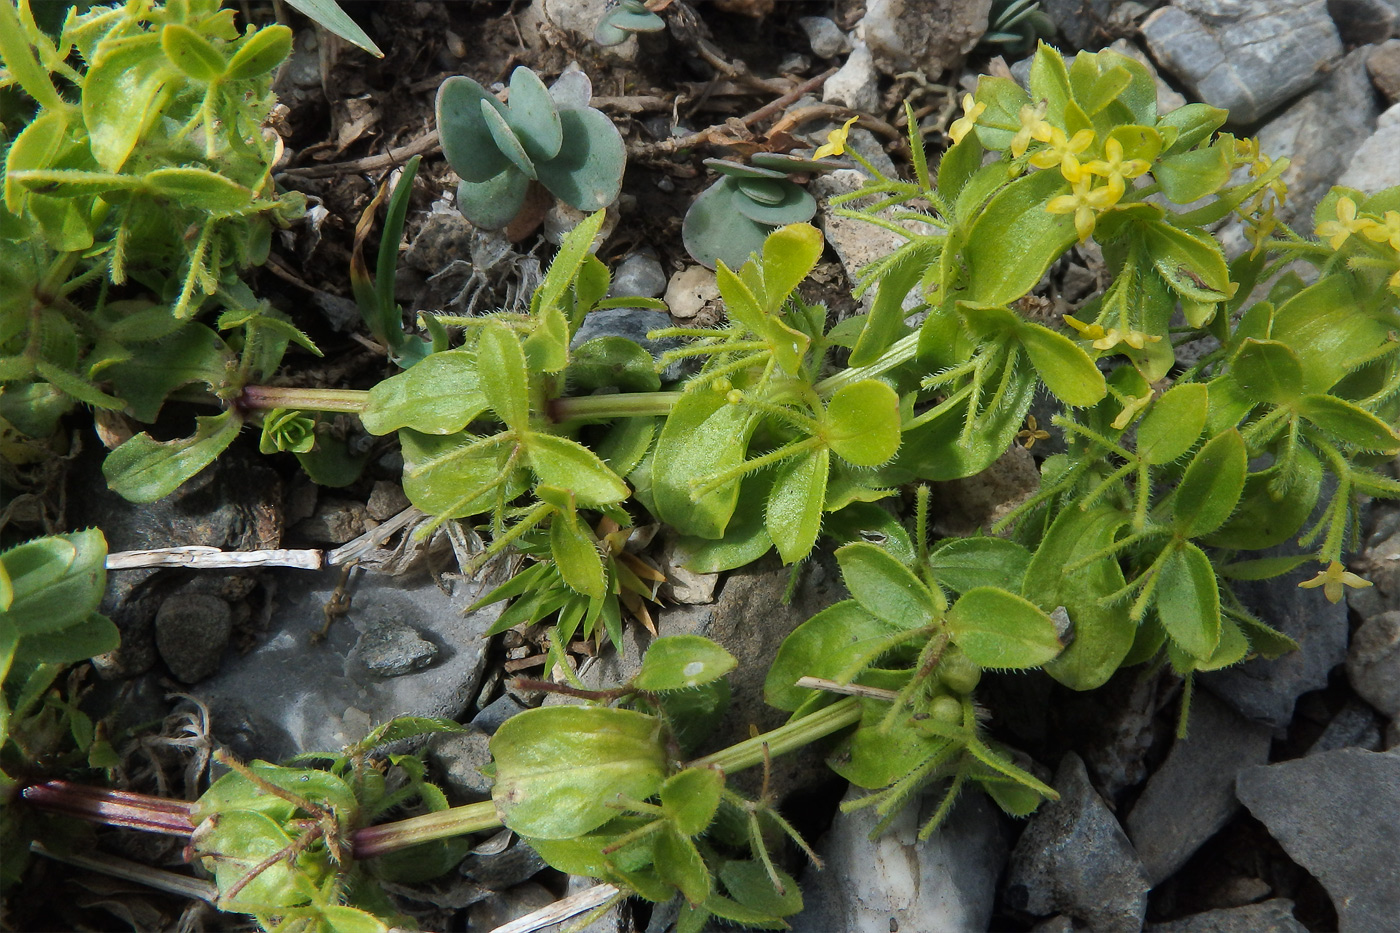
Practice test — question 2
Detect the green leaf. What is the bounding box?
[825,380,902,466]
[1156,542,1220,660]
[477,320,531,433]
[719,860,802,918]
[33,362,123,410]
[964,164,1077,307]
[0,2,63,110]
[656,827,711,905]
[490,706,667,838]
[225,24,294,80]
[283,0,383,56]
[830,698,945,790]
[672,474,774,573]
[1015,320,1105,407]
[1172,429,1247,538]
[104,323,234,422]
[352,716,469,754]
[1297,395,1400,452]
[202,811,311,910]
[1143,220,1233,303]
[850,243,925,366]
[1136,383,1208,464]
[526,432,630,505]
[102,412,242,504]
[0,529,106,636]
[653,391,752,538]
[766,448,828,565]
[1153,146,1232,203]
[634,635,737,691]
[13,613,119,665]
[522,306,570,373]
[361,350,487,435]
[1271,275,1391,394]
[946,587,1063,670]
[759,223,822,314]
[436,76,510,183]
[160,23,226,81]
[400,430,514,519]
[145,168,255,214]
[928,537,1031,595]
[660,767,724,836]
[835,542,939,627]
[506,66,563,163]
[1205,446,1323,550]
[1229,339,1302,407]
[569,337,662,392]
[535,107,627,212]
[550,514,606,600]
[764,601,896,711]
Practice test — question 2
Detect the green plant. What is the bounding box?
[0,0,313,500]
[1,529,118,884]
[682,153,831,269]
[981,0,1056,55]
[594,0,666,47]
[435,66,626,230]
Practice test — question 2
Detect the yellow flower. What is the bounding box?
[1083,138,1150,201]
[1062,314,1108,342]
[1016,415,1051,449]
[1362,209,1400,251]
[1010,103,1051,159]
[1111,389,1154,430]
[949,93,986,145]
[814,116,859,160]
[1046,175,1117,242]
[1298,560,1372,604]
[1028,126,1095,179]
[1316,197,1377,250]
[1093,328,1161,351]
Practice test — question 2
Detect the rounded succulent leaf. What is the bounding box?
[703,158,788,180]
[750,151,839,173]
[535,107,625,211]
[737,177,789,205]
[436,76,510,183]
[481,101,537,179]
[549,70,593,111]
[456,170,528,230]
[682,178,772,269]
[594,21,631,46]
[506,67,563,162]
[607,9,666,32]
[734,181,816,226]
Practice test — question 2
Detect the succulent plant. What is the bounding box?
[682,153,832,269]
[595,0,666,46]
[435,67,626,229]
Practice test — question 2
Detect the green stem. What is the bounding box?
[349,800,501,860]
[687,696,862,773]
[549,391,683,422]
[814,332,922,396]
[240,385,371,413]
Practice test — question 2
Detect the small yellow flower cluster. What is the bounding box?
[1317,197,1400,292]
[1298,560,1371,604]
[1062,315,1161,351]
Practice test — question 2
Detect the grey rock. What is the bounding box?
[154,592,233,684]
[1346,611,1400,717]
[1141,1,1343,125]
[293,497,368,545]
[570,307,684,381]
[664,265,720,322]
[822,40,880,112]
[353,620,439,678]
[1041,0,1129,49]
[1199,556,1349,728]
[429,727,495,800]
[860,0,993,78]
[1108,38,1187,113]
[459,836,548,892]
[80,447,281,679]
[192,568,495,762]
[790,786,1007,933]
[1307,700,1383,755]
[609,251,667,300]
[1145,898,1308,932]
[365,480,410,522]
[1126,691,1273,885]
[1369,39,1400,102]
[1031,917,1079,933]
[1328,0,1398,45]
[1340,101,1400,192]
[472,692,530,734]
[466,881,557,932]
[552,875,627,933]
[1004,753,1151,933]
[799,15,852,59]
[1236,748,1400,933]
[1254,47,1380,230]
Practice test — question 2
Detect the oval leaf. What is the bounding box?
[526,433,630,505]
[634,635,737,692]
[1297,394,1400,452]
[225,24,294,80]
[946,586,1063,669]
[491,706,667,838]
[361,350,487,435]
[1016,320,1106,407]
[825,380,901,466]
[1230,339,1303,407]
[1171,428,1246,538]
[835,541,939,627]
[161,23,226,82]
[1136,383,1208,465]
[476,321,531,432]
[1156,542,1220,661]
[766,448,828,565]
